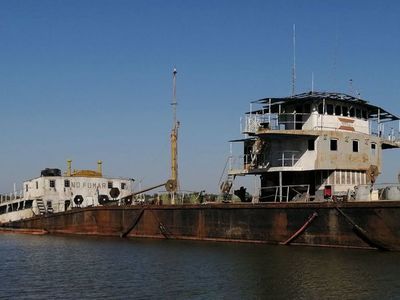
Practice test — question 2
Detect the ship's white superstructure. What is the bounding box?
[0,161,134,223]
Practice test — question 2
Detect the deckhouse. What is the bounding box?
[229,91,400,202]
[0,161,134,223]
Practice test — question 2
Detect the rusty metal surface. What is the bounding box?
[4,202,400,250]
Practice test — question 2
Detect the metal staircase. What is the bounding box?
[36,199,46,215]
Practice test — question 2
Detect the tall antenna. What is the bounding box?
[172,67,177,128]
[291,24,296,96]
[170,67,179,202]
[349,78,354,96]
[311,72,314,93]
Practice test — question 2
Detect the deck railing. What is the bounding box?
[243,113,310,133]
[0,190,24,204]
[258,184,310,202]
[243,114,400,143]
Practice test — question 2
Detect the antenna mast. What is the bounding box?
[170,68,179,202]
[292,24,296,96]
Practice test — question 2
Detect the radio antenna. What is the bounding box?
[311,72,314,93]
[291,24,296,96]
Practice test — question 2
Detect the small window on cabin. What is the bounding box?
[330,139,338,151]
[356,108,361,119]
[318,103,324,114]
[121,183,126,190]
[304,104,311,114]
[47,201,52,208]
[362,110,367,119]
[335,106,341,116]
[371,143,376,155]
[349,107,355,117]
[49,180,55,188]
[108,181,113,189]
[342,106,348,116]
[353,140,359,152]
[308,139,315,151]
[64,180,70,188]
[326,104,334,115]
[36,181,38,189]
[25,184,28,192]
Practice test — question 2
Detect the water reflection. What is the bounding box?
[1,234,399,299]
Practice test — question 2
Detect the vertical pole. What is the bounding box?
[171,68,179,204]
[97,160,103,176]
[279,171,283,202]
[268,98,271,127]
[292,24,296,96]
[377,108,381,137]
[229,142,233,171]
[67,160,72,176]
[311,72,314,93]
[321,98,325,129]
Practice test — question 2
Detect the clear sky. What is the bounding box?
[0,0,399,194]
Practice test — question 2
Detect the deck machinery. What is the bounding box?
[229,91,400,202]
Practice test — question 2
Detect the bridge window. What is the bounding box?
[121,183,126,190]
[318,103,324,114]
[342,106,348,116]
[353,140,359,152]
[108,181,113,189]
[64,180,70,188]
[362,110,367,119]
[49,180,55,188]
[326,104,334,115]
[330,139,338,151]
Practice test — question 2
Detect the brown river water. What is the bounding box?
[1,233,400,299]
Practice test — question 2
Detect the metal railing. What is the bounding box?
[0,190,24,204]
[243,113,400,143]
[229,151,300,173]
[259,184,310,202]
[243,113,311,133]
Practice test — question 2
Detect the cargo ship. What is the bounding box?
[1,70,400,250]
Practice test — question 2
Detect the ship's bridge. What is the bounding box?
[242,91,400,147]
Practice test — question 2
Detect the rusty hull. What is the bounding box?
[4,202,400,250]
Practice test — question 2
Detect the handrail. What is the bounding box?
[258,184,310,202]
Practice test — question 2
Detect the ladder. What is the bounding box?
[36,199,46,215]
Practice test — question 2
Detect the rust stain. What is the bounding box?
[4,203,400,251]
[338,118,355,123]
[338,125,355,131]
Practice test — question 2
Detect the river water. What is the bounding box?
[1,233,400,299]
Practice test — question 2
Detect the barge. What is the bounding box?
[2,70,400,250]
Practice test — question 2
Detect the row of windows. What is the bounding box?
[316,170,367,186]
[318,103,368,119]
[307,139,377,154]
[329,139,376,153]
[284,103,369,120]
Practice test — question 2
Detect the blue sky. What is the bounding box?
[0,0,399,193]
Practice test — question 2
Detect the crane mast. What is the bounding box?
[170,68,179,203]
